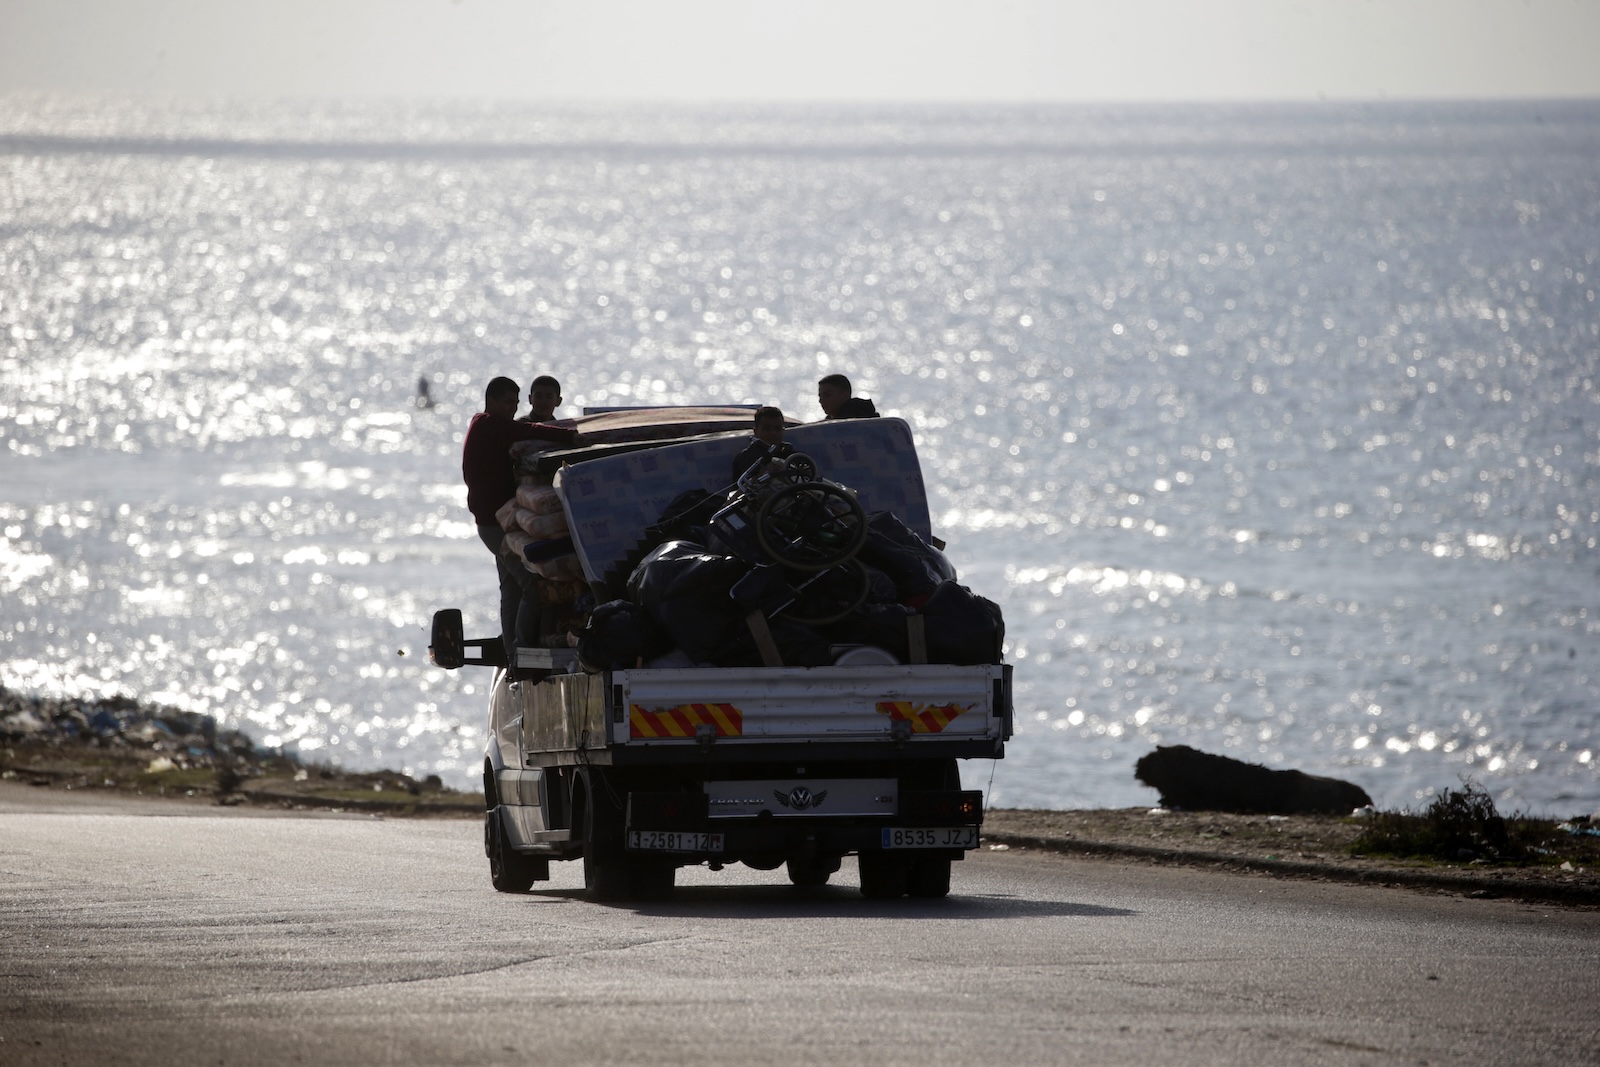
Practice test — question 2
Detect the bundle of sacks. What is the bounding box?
[577,508,1005,671]
[492,482,592,647]
[494,484,585,582]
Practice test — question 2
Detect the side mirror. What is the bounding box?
[429,609,465,670]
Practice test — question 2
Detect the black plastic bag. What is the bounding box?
[922,580,1006,665]
[627,541,751,662]
[859,512,957,603]
[859,561,900,604]
[577,600,671,671]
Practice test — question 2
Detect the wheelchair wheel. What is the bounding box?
[755,482,867,571]
[782,452,818,481]
[781,559,871,626]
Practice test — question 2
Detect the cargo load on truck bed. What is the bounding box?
[432,406,1011,901]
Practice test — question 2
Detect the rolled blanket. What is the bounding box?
[516,508,569,540]
[515,485,565,516]
[494,497,520,533]
[503,529,534,557]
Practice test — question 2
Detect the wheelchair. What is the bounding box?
[708,447,872,626]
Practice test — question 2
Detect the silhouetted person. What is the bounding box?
[462,376,577,675]
[521,374,562,423]
[416,374,435,409]
[730,406,793,480]
[817,373,878,420]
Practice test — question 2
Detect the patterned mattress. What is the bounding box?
[554,418,932,594]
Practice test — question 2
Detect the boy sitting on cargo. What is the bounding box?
[520,374,563,424]
[730,406,793,480]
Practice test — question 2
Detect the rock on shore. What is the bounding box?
[0,685,476,814]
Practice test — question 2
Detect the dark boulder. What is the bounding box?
[1134,744,1372,815]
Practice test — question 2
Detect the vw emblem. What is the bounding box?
[773,786,828,810]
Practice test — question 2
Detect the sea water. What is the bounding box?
[2,96,1596,813]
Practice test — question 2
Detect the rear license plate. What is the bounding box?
[627,830,724,853]
[881,826,979,849]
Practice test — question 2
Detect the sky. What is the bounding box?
[1,0,1598,103]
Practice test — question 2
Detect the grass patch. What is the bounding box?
[1353,782,1600,868]
[1352,782,1515,862]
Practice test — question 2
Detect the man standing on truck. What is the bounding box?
[463,376,577,675]
[520,374,563,424]
[817,373,880,420]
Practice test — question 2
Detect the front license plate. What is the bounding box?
[627,830,724,853]
[881,826,979,849]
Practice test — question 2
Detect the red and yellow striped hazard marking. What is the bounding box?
[630,702,744,739]
[876,701,973,734]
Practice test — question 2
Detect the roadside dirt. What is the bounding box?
[0,738,482,817]
[5,698,1597,908]
[983,806,1600,906]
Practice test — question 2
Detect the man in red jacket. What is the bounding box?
[462,376,577,676]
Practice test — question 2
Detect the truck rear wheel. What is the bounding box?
[857,852,909,899]
[907,855,952,898]
[579,771,632,902]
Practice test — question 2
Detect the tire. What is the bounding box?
[781,559,871,626]
[482,762,498,811]
[907,855,952,898]
[485,808,542,893]
[579,770,632,902]
[755,483,867,571]
[857,852,909,899]
[787,856,839,887]
[904,759,958,898]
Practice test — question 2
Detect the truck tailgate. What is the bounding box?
[515,664,1012,759]
[613,663,1009,744]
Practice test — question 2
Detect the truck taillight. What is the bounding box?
[901,790,984,824]
[627,791,711,830]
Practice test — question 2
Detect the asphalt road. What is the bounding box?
[2,784,1597,1066]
